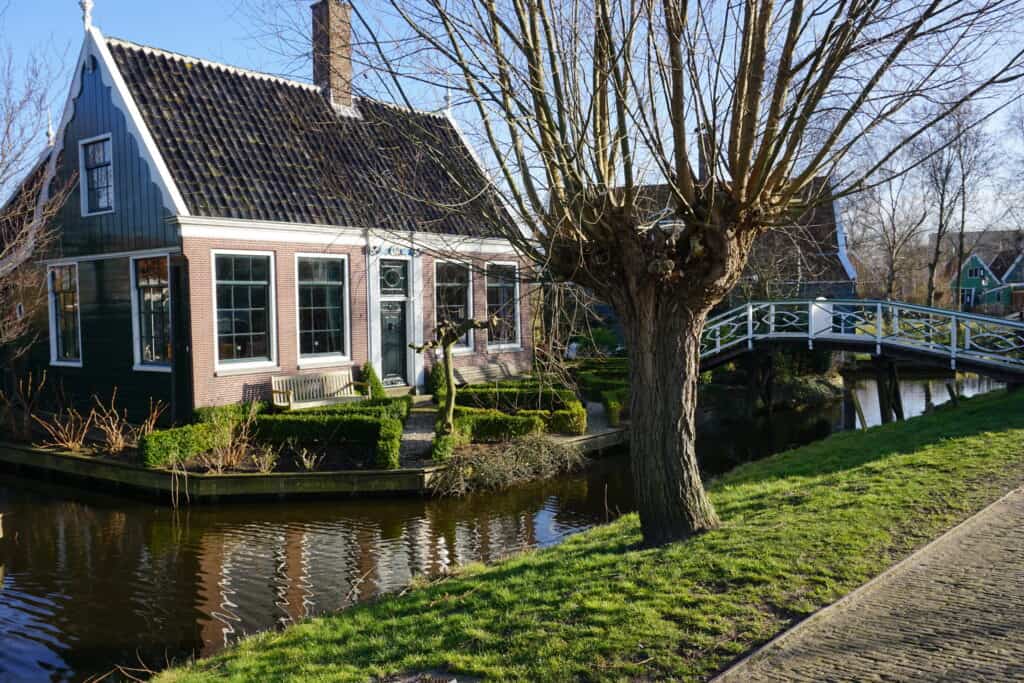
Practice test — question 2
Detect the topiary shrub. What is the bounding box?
[375,417,403,469]
[427,361,448,403]
[138,422,231,468]
[360,362,388,400]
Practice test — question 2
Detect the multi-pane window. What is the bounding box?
[50,264,81,362]
[968,267,983,279]
[81,137,113,214]
[486,264,518,346]
[135,257,172,365]
[380,259,408,297]
[215,254,271,363]
[298,257,347,357]
[435,262,471,347]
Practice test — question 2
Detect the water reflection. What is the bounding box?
[0,460,632,682]
[848,374,1002,428]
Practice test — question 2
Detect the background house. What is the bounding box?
[943,230,1024,315]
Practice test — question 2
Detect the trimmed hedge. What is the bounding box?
[550,402,587,435]
[298,396,412,421]
[456,386,576,412]
[601,388,629,427]
[450,406,545,443]
[194,401,265,425]
[138,422,231,468]
[255,412,402,469]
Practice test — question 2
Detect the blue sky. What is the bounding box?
[6,0,302,88]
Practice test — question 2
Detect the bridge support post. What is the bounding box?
[889,362,905,422]
[875,359,893,425]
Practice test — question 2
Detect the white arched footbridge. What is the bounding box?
[701,299,1024,382]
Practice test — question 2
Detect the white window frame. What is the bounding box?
[47,261,83,368]
[211,249,278,375]
[485,261,522,351]
[960,287,976,307]
[295,253,352,369]
[433,259,474,354]
[129,253,173,373]
[78,133,115,217]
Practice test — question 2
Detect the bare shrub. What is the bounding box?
[135,399,167,440]
[431,435,585,497]
[292,443,324,472]
[33,406,94,452]
[252,443,280,474]
[92,389,131,454]
[0,370,47,442]
[204,402,260,473]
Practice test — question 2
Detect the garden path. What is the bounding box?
[399,399,437,466]
[716,488,1024,682]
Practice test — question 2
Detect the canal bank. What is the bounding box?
[154,388,1024,683]
[0,375,1003,681]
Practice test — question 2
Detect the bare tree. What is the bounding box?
[0,17,69,364]
[261,0,1024,545]
[950,117,996,310]
[849,166,928,301]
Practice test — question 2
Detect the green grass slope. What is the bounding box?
[159,390,1024,682]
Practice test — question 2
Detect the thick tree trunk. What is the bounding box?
[623,301,719,546]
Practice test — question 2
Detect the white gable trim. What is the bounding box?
[833,202,858,281]
[35,26,190,224]
[1002,253,1024,281]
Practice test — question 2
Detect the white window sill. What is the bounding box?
[133,363,172,373]
[50,359,83,368]
[214,362,279,377]
[451,347,475,356]
[487,344,522,353]
[298,356,353,370]
[82,208,114,218]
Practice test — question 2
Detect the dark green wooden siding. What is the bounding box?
[52,58,178,257]
[30,258,174,422]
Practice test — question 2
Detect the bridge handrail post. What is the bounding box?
[964,320,971,353]
[769,303,776,335]
[747,303,754,350]
[894,305,901,338]
[807,301,814,349]
[875,302,882,355]
[716,324,721,353]
[950,313,958,370]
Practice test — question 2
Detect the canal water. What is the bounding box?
[0,376,1002,681]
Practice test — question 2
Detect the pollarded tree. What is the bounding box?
[303,0,1024,546]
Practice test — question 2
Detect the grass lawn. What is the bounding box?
[158,389,1024,682]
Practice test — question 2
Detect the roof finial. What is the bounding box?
[80,0,94,31]
[46,110,55,147]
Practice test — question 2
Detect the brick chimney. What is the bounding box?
[312,0,353,109]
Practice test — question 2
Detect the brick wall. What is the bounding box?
[182,237,368,408]
[182,237,534,408]
[420,253,534,376]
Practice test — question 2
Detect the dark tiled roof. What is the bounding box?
[989,250,1017,280]
[107,39,511,236]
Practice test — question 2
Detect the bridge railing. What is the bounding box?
[702,299,1024,371]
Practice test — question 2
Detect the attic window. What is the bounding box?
[967,267,983,280]
[79,134,114,216]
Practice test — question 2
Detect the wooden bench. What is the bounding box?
[271,369,364,410]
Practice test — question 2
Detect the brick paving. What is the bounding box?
[716,489,1024,682]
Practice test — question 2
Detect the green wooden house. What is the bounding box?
[954,249,1024,315]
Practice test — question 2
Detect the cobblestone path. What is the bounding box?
[717,489,1024,682]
